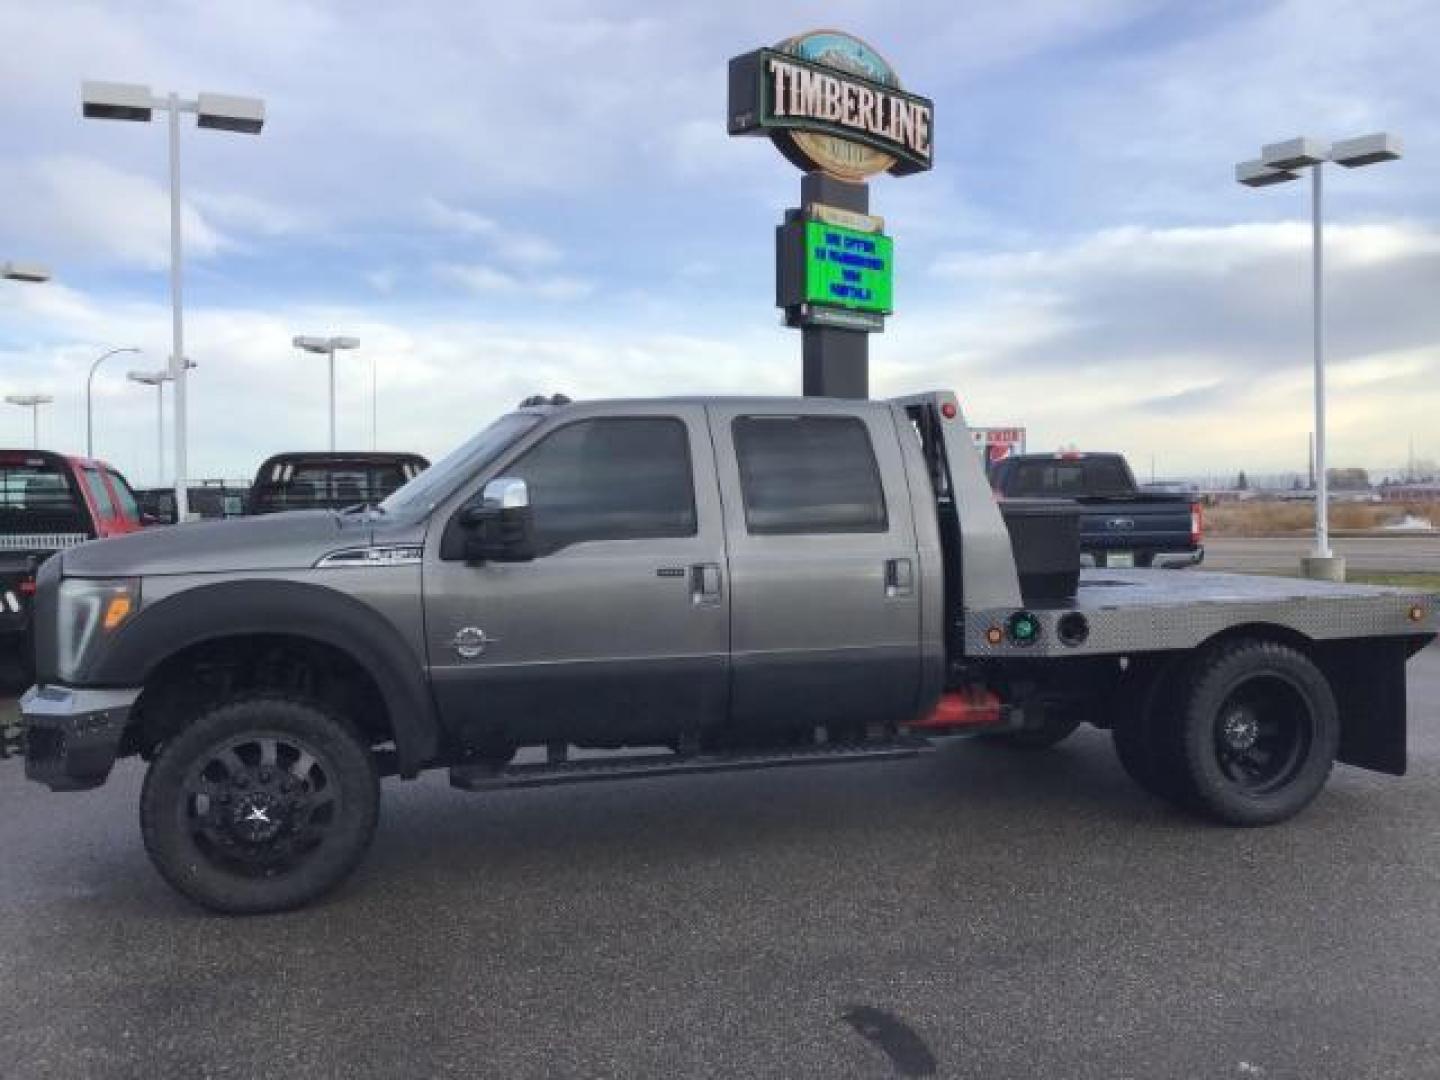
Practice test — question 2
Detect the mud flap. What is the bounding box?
[1322,637,1416,777]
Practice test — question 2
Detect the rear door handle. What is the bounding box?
[885,558,914,598]
[691,563,722,606]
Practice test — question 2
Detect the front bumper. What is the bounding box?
[17,684,141,791]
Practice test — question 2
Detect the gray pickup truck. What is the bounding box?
[11,391,1436,913]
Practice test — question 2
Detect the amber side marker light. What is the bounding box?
[1409,605,1427,623]
[103,595,133,631]
[985,626,1004,645]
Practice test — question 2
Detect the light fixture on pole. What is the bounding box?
[5,395,54,449]
[1235,131,1402,582]
[85,346,141,458]
[2,261,51,284]
[83,80,265,521]
[127,369,172,484]
[293,335,360,452]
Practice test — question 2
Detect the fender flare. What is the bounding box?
[87,579,439,776]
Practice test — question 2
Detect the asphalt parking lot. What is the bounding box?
[3,645,1440,1079]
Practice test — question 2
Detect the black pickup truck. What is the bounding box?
[990,452,1203,569]
[247,452,429,514]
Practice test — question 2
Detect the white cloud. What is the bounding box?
[434,262,591,301]
[0,282,787,481]
[892,218,1440,475]
[421,197,497,238]
[0,156,226,270]
[422,197,565,268]
[190,190,311,238]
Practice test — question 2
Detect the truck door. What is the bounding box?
[706,402,921,735]
[422,404,729,748]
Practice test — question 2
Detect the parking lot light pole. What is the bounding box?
[293,335,360,452]
[128,370,171,484]
[1235,132,1402,581]
[6,395,54,449]
[85,347,141,458]
[82,81,265,521]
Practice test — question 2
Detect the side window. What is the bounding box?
[106,471,141,520]
[732,415,887,535]
[81,467,115,519]
[504,417,696,555]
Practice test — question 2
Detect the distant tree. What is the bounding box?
[1235,470,1249,491]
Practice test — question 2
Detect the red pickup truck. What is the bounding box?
[0,451,146,684]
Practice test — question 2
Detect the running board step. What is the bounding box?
[448,738,934,792]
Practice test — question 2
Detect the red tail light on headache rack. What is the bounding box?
[1190,501,1204,546]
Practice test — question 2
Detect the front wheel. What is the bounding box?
[140,696,379,914]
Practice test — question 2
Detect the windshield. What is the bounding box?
[379,412,540,518]
[250,458,426,514]
[1005,458,1135,498]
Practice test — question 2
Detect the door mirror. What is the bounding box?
[456,477,534,562]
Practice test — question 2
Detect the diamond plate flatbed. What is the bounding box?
[962,569,1438,659]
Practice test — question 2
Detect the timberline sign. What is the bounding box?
[728,30,934,180]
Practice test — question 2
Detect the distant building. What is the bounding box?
[1379,482,1440,503]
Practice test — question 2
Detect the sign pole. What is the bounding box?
[729,31,932,404]
[800,173,869,398]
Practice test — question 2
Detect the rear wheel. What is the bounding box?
[1112,707,1175,800]
[140,696,379,914]
[1171,640,1338,825]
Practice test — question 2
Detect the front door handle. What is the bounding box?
[691,563,722,606]
[885,558,914,598]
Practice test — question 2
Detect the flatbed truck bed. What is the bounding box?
[962,568,1435,658]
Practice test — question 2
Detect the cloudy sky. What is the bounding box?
[0,0,1437,485]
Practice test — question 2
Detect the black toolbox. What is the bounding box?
[998,498,1081,602]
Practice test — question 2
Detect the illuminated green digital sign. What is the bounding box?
[804,221,893,314]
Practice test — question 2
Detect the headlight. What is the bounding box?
[57,577,140,681]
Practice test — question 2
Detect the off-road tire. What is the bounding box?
[1110,659,1194,804]
[140,696,379,914]
[1168,639,1338,826]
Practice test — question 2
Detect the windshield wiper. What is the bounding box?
[338,502,386,517]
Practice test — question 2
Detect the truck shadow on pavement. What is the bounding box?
[349,729,1199,903]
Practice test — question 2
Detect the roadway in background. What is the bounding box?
[1206,534,1440,573]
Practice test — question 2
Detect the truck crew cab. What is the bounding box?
[12,393,1436,913]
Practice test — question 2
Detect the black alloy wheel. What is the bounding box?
[1211,677,1312,795]
[1172,640,1338,826]
[141,697,379,914]
[182,733,340,878]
